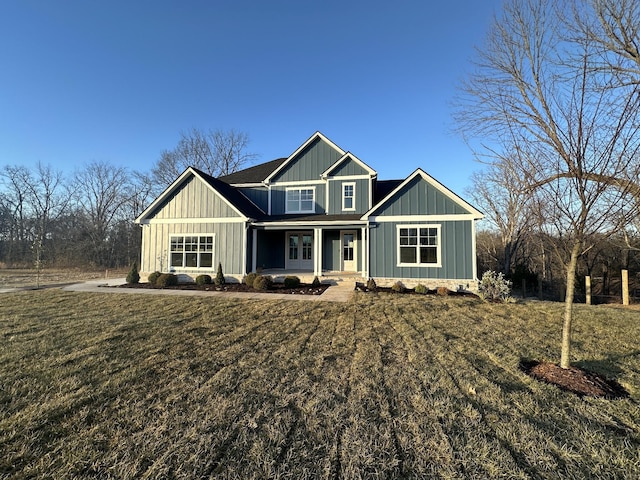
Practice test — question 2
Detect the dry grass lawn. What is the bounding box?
[1,290,639,479]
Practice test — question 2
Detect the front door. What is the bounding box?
[286,232,313,270]
[341,231,356,272]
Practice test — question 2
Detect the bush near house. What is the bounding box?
[253,275,273,291]
[126,262,140,284]
[284,276,301,288]
[195,274,212,285]
[414,284,428,294]
[243,272,258,287]
[156,273,178,288]
[391,281,406,293]
[147,271,162,286]
[214,263,225,286]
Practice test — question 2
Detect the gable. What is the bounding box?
[270,135,344,183]
[322,153,376,178]
[366,171,482,218]
[136,170,245,223]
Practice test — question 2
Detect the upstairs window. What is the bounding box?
[286,187,315,213]
[342,182,355,211]
[397,225,441,266]
[170,235,214,268]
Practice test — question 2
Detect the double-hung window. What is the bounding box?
[397,225,441,266]
[170,235,214,268]
[286,187,315,213]
[342,182,355,211]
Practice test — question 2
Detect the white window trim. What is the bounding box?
[342,182,356,211]
[396,224,442,267]
[169,233,216,270]
[285,186,316,214]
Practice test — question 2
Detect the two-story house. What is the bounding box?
[135,132,484,290]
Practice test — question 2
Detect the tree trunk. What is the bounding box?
[561,242,582,369]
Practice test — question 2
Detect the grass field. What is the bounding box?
[1,290,639,479]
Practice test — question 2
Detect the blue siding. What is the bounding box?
[328,157,370,177]
[272,137,342,182]
[371,176,469,216]
[239,187,268,212]
[369,221,474,280]
[327,179,370,215]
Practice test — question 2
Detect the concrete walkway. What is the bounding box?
[58,278,354,303]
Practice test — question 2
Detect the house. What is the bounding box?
[135,132,484,290]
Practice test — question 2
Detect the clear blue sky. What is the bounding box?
[0,0,499,196]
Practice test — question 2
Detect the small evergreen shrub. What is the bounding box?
[391,281,406,293]
[126,262,140,284]
[478,270,512,302]
[214,263,225,286]
[284,276,301,288]
[147,271,162,285]
[253,275,273,291]
[243,272,258,287]
[366,278,377,291]
[195,274,212,285]
[311,276,321,287]
[437,286,450,296]
[156,273,178,288]
[414,284,428,294]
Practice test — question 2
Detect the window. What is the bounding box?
[397,225,440,266]
[170,235,214,268]
[342,182,355,211]
[286,187,315,213]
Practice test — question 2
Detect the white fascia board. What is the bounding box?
[367,214,479,222]
[253,220,367,228]
[264,131,346,183]
[134,167,249,224]
[361,168,484,220]
[135,167,194,224]
[321,152,377,178]
[139,217,249,225]
[269,179,325,187]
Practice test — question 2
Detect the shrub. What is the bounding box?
[195,274,212,285]
[391,281,406,293]
[243,272,258,287]
[478,270,512,302]
[414,284,428,294]
[156,273,178,288]
[214,263,225,286]
[311,276,321,287]
[147,271,162,285]
[284,276,301,288]
[366,278,377,291]
[253,275,273,291]
[126,262,140,284]
[437,286,450,296]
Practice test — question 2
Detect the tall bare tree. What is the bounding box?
[456,0,640,368]
[152,128,257,190]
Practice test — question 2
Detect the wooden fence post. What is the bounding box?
[622,269,629,306]
[585,275,591,305]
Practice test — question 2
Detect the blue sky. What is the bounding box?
[0,0,499,196]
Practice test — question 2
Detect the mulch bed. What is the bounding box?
[520,360,629,399]
[118,282,330,296]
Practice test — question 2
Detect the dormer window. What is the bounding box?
[342,182,355,211]
[286,187,315,213]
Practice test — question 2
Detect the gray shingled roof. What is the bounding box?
[218,158,287,184]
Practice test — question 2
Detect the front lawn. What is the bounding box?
[1,290,638,478]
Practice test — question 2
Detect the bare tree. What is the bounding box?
[456,0,640,368]
[152,128,257,189]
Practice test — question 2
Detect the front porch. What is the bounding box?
[259,269,365,285]
[250,223,368,278]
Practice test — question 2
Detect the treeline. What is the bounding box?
[0,128,256,270]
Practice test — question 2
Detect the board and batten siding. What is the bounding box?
[371,175,468,217]
[141,222,246,275]
[369,220,474,280]
[239,186,268,213]
[327,157,370,177]
[270,184,327,215]
[326,178,370,215]
[146,175,241,220]
[271,137,342,183]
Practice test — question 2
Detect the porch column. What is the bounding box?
[252,229,258,273]
[361,226,367,278]
[314,227,322,276]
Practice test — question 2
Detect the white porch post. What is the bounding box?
[252,229,258,273]
[314,227,322,276]
[361,226,367,278]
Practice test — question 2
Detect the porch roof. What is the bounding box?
[252,213,366,228]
